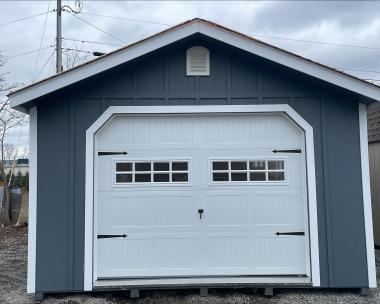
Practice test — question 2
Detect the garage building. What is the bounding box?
[8,19,378,297]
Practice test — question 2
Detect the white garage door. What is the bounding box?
[94,113,310,280]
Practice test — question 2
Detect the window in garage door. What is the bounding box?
[211,159,286,183]
[114,160,190,184]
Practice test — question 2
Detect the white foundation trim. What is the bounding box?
[9,19,380,111]
[27,106,37,293]
[84,105,320,290]
[358,103,377,288]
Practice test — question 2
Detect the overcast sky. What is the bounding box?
[1,1,380,155]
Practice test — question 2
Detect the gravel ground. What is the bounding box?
[0,227,379,304]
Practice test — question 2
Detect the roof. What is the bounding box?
[9,18,380,113]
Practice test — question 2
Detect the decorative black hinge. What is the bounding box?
[98,151,128,156]
[97,234,127,239]
[275,231,305,236]
[272,149,302,154]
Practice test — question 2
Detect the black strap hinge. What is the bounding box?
[272,149,301,154]
[275,231,305,236]
[97,234,127,239]
[98,151,128,156]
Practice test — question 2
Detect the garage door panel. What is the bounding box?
[97,194,196,231]
[150,237,198,271]
[150,196,196,227]
[203,236,250,274]
[98,237,200,278]
[97,239,152,278]
[249,194,305,226]
[199,115,302,146]
[149,116,194,144]
[95,113,309,280]
[204,195,248,227]
[251,237,306,274]
[97,195,152,231]
[97,116,150,146]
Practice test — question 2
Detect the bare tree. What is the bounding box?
[63,43,91,70]
[19,143,29,160]
[0,51,25,225]
[3,143,17,162]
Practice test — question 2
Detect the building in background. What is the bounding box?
[3,158,29,175]
[368,105,380,248]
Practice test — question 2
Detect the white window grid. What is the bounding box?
[211,159,286,183]
[114,160,190,184]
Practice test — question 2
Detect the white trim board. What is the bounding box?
[9,19,380,111]
[358,103,377,288]
[84,104,320,291]
[27,106,37,293]
[94,276,312,289]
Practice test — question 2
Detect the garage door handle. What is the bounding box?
[98,151,128,156]
[272,149,301,153]
[97,234,127,239]
[198,209,204,219]
[275,232,304,236]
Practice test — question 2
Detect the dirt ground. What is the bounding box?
[0,227,379,304]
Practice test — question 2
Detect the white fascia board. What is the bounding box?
[10,20,380,110]
[358,103,377,288]
[9,23,199,108]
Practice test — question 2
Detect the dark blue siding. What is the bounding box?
[35,34,368,292]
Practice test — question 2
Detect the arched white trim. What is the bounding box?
[84,105,320,290]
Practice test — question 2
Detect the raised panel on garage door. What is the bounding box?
[94,113,310,279]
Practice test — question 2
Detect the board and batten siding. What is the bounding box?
[35,34,368,292]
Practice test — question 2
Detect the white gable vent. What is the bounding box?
[186,46,210,76]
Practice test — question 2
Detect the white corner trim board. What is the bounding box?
[359,103,377,288]
[9,19,380,111]
[84,105,320,290]
[27,106,37,293]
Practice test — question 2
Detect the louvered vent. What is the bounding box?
[186,46,210,76]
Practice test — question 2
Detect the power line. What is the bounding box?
[254,34,380,52]
[35,49,55,81]
[62,37,122,47]
[32,0,52,82]
[72,12,380,52]
[66,11,127,44]
[0,10,53,28]
[79,11,172,27]
[63,47,93,54]
[7,45,54,60]
[48,48,55,76]
[60,45,380,76]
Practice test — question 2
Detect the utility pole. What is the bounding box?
[56,0,62,73]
